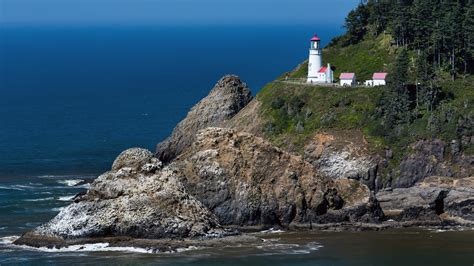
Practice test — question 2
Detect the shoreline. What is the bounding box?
[12,222,474,253]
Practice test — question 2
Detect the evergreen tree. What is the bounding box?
[463,4,474,73]
[341,0,473,77]
[411,0,432,52]
[445,2,465,80]
[415,51,438,114]
[382,49,412,127]
[344,4,370,45]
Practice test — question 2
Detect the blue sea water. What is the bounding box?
[1,24,473,265]
[0,24,338,177]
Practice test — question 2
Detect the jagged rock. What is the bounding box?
[15,148,224,247]
[395,139,473,188]
[395,139,451,188]
[173,127,377,227]
[16,128,382,249]
[312,192,384,224]
[156,75,253,163]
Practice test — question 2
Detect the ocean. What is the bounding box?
[0,24,473,265]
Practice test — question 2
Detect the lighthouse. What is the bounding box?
[307,34,333,84]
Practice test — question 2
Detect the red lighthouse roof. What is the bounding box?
[310,35,321,41]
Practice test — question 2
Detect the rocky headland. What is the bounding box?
[15,75,474,251]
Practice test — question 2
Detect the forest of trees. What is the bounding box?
[344,0,474,78]
[342,0,473,142]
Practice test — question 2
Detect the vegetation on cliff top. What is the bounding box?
[256,1,474,163]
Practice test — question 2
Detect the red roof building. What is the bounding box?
[340,73,355,79]
[319,66,328,73]
[373,72,388,80]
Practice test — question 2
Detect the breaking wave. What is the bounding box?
[0,236,20,245]
[57,195,75,201]
[259,228,286,234]
[22,243,154,254]
[57,179,84,187]
[24,197,54,202]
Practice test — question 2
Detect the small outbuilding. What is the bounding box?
[372,72,388,86]
[339,73,356,86]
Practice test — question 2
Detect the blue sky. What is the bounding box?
[1,0,360,25]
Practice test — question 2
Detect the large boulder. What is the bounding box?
[15,148,224,247]
[173,127,379,227]
[156,75,253,163]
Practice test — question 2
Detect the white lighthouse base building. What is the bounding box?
[306,34,334,84]
[307,64,334,84]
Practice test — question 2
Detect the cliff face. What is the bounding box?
[228,81,473,190]
[156,75,253,163]
[173,127,377,227]
[15,75,473,249]
[394,139,474,188]
[15,129,378,247]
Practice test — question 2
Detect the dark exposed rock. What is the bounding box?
[156,75,253,163]
[395,139,473,188]
[16,128,385,249]
[311,193,384,224]
[377,176,474,224]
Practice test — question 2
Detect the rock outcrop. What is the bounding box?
[303,131,381,190]
[15,74,473,250]
[377,176,474,224]
[15,148,224,247]
[172,127,379,227]
[16,128,382,248]
[156,75,253,163]
[395,139,473,188]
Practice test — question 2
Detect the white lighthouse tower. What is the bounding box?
[307,34,333,84]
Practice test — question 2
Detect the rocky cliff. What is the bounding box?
[15,148,226,248]
[156,75,252,163]
[173,127,379,227]
[15,75,473,250]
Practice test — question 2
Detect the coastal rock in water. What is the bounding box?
[377,176,474,223]
[156,75,253,163]
[173,127,378,227]
[15,148,223,246]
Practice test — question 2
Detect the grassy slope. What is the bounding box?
[284,33,396,81]
[257,82,384,153]
[253,33,473,180]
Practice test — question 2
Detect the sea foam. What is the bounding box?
[58,179,84,187]
[57,195,76,201]
[17,242,160,254]
[0,236,20,245]
[24,197,54,202]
